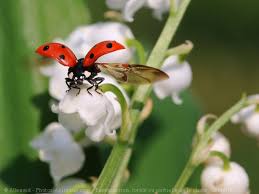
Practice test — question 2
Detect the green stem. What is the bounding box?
[170,0,177,14]
[126,39,146,64]
[92,142,131,194]
[193,95,247,163]
[109,147,131,191]
[210,151,230,170]
[147,0,190,69]
[173,157,196,193]
[172,95,247,194]
[93,0,191,193]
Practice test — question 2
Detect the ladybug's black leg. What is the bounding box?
[86,78,95,95]
[83,66,103,95]
[84,71,98,95]
[71,85,81,95]
[93,77,104,93]
[65,78,73,92]
[94,77,105,85]
[66,77,81,95]
[87,86,94,95]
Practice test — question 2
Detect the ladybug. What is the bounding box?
[36,40,169,94]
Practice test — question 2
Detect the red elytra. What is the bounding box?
[83,40,125,67]
[35,42,77,67]
[36,40,125,68]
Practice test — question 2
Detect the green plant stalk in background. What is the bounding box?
[173,95,247,193]
[126,39,146,64]
[92,0,191,193]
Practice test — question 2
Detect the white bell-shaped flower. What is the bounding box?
[106,0,173,22]
[231,94,259,140]
[153,55,192,105]
[47,74,125,141]
[231,105,256,124]
[201,162,249,194]
[57,85,119,142]
[30,123,85,183]
[206,132,231,165]
[231,94,259,123]
[243,112,259,139]
[47,71,126,132]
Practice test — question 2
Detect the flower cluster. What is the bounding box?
[196,117,250,194]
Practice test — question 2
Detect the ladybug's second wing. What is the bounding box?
[83,40,125,67]
[96,63,169,84]
[36,42,77,67]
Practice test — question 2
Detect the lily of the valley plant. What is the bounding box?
[31,0,256,193]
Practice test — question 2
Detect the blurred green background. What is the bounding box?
[0,0,258,193]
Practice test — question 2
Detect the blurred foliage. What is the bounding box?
[0,0,90,193]
[0,0,258,193]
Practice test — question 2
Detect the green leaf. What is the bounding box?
[0,0,90,191]
[123,93,201,193]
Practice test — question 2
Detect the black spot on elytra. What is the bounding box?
[61,45,66,48]
[59,54,65,60]
[106,43,113,48]
[43,45,49,51]
[90,53,94,59]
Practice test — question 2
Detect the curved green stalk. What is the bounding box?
[126,39,146,64]
[210,151,230,170]
[172,95,247,194]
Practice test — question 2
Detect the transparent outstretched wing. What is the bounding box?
[96,63,169,84]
